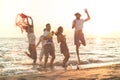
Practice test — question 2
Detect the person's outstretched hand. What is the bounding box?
[84,8,88,13]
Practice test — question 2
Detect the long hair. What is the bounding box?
[55,26,63,36]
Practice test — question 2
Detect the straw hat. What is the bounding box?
[74,12,81,16]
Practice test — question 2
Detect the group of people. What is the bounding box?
[15,9,90,69]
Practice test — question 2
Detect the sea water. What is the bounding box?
[0,37,120,76]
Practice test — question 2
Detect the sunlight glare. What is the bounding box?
[95,37,102,44]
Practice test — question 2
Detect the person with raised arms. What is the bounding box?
[72,9,90,64]
[16,13,37,65]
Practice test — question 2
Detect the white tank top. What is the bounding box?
[27,33,36,44]
[73,19,84,31]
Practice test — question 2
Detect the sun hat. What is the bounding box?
[75,12,81,16]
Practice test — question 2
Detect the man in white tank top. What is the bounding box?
[72,9,90,64]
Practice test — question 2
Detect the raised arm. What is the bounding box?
[84,9,90,22]
[29,17,34,27]
[26,17,34,27]
[26,17,34,33]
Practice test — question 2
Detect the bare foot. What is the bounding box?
[43,64,46,68]
[24,51,29,56]
[50,64,54,69]
[32,64,36,69]
[39,58,42,64]
[62,64,68,70]
[76,65,80,70]
[62,64,67,68]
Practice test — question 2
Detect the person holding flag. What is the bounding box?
[15,13,37,65]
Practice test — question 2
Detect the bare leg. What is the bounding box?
[76,44,80,64]
[44,55,48,68]
[50,55,55,68]
[25,46,37,65]
[33,59,36,65]
[39,48,44,63]
[50,44,55,69]
[33,53,37,65]
[63,52,70,67]
[24,52,32,59]
[39,57,43,63]
[39,53,43,63]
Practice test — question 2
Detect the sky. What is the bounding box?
[0,0,120,38]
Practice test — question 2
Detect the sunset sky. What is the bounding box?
[0,0,120,38]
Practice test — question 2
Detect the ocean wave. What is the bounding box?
[0,38,120,76]
[88,58,103,63]
[70,52,96,55]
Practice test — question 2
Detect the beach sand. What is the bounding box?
[0,64,120,80]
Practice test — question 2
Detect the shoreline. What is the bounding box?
[0,63,120,80]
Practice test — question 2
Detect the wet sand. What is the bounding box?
[0,64,120,80]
